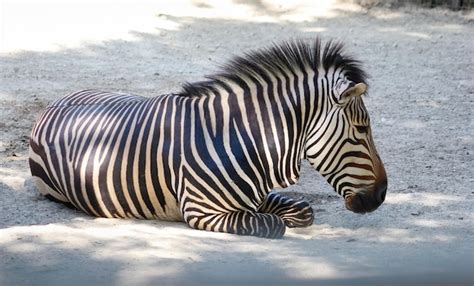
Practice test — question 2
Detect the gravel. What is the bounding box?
[0,2,473,286]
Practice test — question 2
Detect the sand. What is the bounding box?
[0,1,473,285]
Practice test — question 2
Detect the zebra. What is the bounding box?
[29,38,387,238]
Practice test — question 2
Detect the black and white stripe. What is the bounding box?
[29,38,386,238]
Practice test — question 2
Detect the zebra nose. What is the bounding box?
[375,179,387,204]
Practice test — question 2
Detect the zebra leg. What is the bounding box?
[258,193,314,228]
[184,211,286,239]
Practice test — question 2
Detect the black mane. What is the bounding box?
[179,38,368,97]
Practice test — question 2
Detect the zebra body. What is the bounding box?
[29,39,387,238]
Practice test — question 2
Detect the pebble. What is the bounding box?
[411,211,422,216]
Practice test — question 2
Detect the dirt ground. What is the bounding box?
[0,1,473,285]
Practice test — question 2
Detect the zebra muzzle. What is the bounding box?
[344,189,383,214]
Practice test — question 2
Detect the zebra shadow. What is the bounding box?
[0,178,87,229]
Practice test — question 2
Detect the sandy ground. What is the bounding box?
[0,1,473,285]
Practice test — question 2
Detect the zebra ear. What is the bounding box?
[340,82,367,100]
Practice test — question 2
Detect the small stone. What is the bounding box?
[153,72,160,76]
[458,217,464,220]
[346,238,357,242]
[411,211,422,216]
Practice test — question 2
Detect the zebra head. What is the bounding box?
[305,74,387,214]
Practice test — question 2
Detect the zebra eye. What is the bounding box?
[355,125,369,134]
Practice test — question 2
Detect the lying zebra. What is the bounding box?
[29,38,387,238]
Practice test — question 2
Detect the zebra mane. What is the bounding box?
[179,38,368,97]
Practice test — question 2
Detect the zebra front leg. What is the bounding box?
[258,193,314,228]
[184,210,286,239]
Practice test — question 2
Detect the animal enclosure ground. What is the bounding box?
[0,2,473,285]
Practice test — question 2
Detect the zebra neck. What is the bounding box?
[189,76,312,190]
